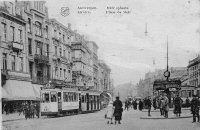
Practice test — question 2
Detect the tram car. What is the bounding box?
[80,91,101,113]
[40,88,101,116]
[40,88,80,116]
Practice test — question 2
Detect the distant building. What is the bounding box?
[188,55,200,96]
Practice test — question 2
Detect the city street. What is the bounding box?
[3,108,200,130]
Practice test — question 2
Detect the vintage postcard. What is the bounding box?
[0,0,200,130]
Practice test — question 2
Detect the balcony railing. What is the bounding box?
[34,54,49,64]
[32,76,48,84]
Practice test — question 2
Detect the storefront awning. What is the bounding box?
[2,80,40,100]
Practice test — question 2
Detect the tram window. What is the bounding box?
[82,95,85,103]
[63,92,68,102]
[42,93,49,102]
[50,92,57,102]
[74,93,76,102]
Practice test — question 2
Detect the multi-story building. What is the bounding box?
[98,60,111,93]
[87,41,99,91]
[23,1,50,89]
[188,55,200,96]
[49,18,72,87]
[71,32,93,90]
[0,1,35,99]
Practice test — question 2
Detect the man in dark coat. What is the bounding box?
[146,96,152,117]
[139,99,143,111]
[174,94,182,117]
[191,95,200,123]
[132,100,137,110]
[113,96,123,124]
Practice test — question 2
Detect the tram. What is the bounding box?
[40,87,101,116]
[40,88,80,116]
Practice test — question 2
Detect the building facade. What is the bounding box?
[0,1,35,99]
[188,55,200,96]
[1,1,113,102]
[49,18,72,87]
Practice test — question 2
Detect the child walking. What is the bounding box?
[105,101,114,124]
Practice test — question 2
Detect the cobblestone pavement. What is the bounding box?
[2,108,200,130]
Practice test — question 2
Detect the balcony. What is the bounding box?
[8,41,24,52]
[32,76,48,85]
[0,6,9,13]
[34,54,49,64]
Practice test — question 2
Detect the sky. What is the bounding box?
[46,0,200,86]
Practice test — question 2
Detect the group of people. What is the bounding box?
[105,96,123,124]
[124,99,144,111]
[23,102,40,120]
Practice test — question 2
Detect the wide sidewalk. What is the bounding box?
[140,107,192,119]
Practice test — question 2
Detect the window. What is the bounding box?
[63,92,68,102]
[55,67,58,76]
[18,29,22,42]
[2,53,7,70]
[63,34,65,42]
[50,92,57,102]
[28,18,31,33]
[42,93,49,103]
[35,21,42,36]
[36,41,42,55]
[29,61,33,78]
[1,23,6,41]
[64,69,66,78]
[10,26,15,41]
[55,46,57,56]
[45,25,48,38]
[60,68,62,77]
[46,44,49,57]
[28,38,32,55]
[9,2,14,15]
[11,55,15,71]
[19,57,23,72]
[63,49,66,57]
[59,48,62,57]
[82,95,85,103]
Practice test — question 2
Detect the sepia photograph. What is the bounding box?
[0,0,200,130]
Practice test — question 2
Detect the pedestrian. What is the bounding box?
[173,94,182,117]
[139,99,143,111]
[125,100,129,111]
[191,94,200,123]
[185,97,190,108]
[163,93,169,118]
[35,102,40,118]
[113,96,123,124]
[153,96,157,110]
[105,101,114,124]
[146,96,152,117]
[133,100,137,110]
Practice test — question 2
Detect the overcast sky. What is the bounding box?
[46,0,200,86]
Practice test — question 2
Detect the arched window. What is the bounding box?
[35,21,42,36]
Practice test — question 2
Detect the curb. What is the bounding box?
[140,115,192,119]
[142,108,190,112]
